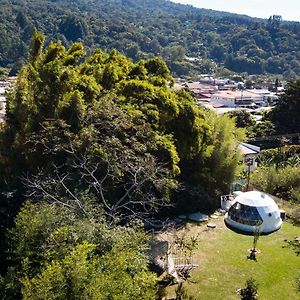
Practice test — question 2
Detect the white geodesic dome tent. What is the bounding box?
[224,191,283,235]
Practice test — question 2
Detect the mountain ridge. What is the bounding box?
[0,0,299,77]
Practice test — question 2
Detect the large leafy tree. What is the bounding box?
[174,111,244,211]
[268,79,300,133]
[1,31,179,224]
[1,200,157,299]
[0,31,243,222]
[226,110,256,128]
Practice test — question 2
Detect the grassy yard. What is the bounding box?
[166,217,299,299]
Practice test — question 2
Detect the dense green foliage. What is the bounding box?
[267,79,300,133]
[0,3,299,296]
[252,164,300,203]
[0,32,243,221]
[251,147,300,203]
[248,120,276,139]
[0,0,300,77]
[257,146,300,166]
[226,109,278,141]
[0,33,244,298]
[226,110,256,128]
[1,200,157,299]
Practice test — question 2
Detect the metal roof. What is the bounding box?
[239,142,260,155]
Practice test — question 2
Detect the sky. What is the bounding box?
[171,0,300,22]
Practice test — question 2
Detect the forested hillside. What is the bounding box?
[1,0,300,77]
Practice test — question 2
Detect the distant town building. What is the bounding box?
[211,90,255,108]
[181,82,217,100]
[210,89,279,108]
[0,77,16,122]
[175,78,281,115]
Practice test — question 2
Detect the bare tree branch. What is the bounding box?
[22,114,177,224]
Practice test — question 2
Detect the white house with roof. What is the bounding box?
[211,89,279,108]
[182,82,217,99]
[211,90,255,107]
[247,89,279,106]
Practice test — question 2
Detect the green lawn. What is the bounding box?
[166,218,299,299]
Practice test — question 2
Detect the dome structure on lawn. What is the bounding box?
[224,191,283,235]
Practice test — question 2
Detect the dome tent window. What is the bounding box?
[228,202,263,226]
[224,191,283,235]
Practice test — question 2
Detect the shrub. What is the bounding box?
[251,165,300,203]
[239,278,258,300]
[290,208,300,226]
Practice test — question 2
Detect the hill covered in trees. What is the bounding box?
[1,0,300,77]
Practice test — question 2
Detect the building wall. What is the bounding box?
[211,95,236,107]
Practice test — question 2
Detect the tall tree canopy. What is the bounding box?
[267,79,300,134]
[1,200,157,299]
[0,32,244,223]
